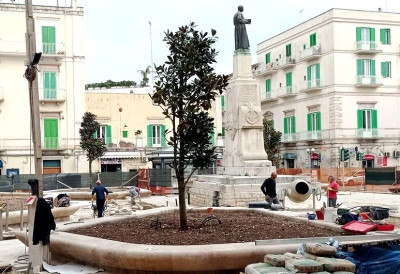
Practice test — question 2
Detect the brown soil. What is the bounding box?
[69,211,350,245]
[0,195,27,211]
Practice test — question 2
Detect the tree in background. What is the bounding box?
[263,118,282,167]
[151,22,229,230]
[138,66,151,87]
[79,112,107,189]
[85,80,137,90]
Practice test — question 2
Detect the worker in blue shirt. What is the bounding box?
[92,180,109,217]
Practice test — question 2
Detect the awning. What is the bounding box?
[364,154,375,160]
[100,151,141,159]
[283,153,297,159]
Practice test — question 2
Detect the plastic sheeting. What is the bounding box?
[338,245,400,274]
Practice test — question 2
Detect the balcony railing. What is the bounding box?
[260,91,278,101]
[355,41,381,53]
[355,76,382,87]
[297,131,322,141]
[39,88,66,103]
[0,40,25,56]
[300,79,322,92]
[277,86,297,98]
[253,62,279,77]
[300,45,321,61]
[356,129,381,139]
[282,133,297,143]
[42,42,66,55]
[279,57,296,69]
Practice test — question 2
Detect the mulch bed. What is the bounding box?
[69,211,349,245]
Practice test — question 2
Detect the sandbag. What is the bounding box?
[244,262,290,274]
[303,252,318,260]
[316,257,356,272]
[305,243,337,256]
[283,252,304,260]
[264,254,288,267]
[285,259,324,273]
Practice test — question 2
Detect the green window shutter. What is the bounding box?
[357,109,363,129]
[371,110,378,129]
[370,28,375,42]
[357,59,363,76]
[43,71,56,99]
[266,79,271,92]
[381,62,387,77]
[266,53,270,64]
[292,116,296,133]
[286,44,291,57]
[380,29,385,44]
[221,95,225,108]
[222,127,225,137]
[307,113,312,132]
[303,44,306,50]
[316,112,321,130]
[283,117,288,134]
[161,125,166,147]
[356,27,361,42]
[42,26,55,54]
[122,131,128,138]
[307,66,311,80]
[370,60,375,76]
[210,128,215,145]
[310,33,316,47]
[286,72,292,87]
[106,125,112,145]
[44,118,58,148]
[316,63,320,80]
[147,125,153,147]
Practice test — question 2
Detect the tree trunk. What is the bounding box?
[89,159,93,189]
[178,175,187,230]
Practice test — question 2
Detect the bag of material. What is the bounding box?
[316,257,356,272]
[244,262,291,274]
[285,259,324,273]
[305,243,337,256]
[264,254,290,267]
[283,252,304,260]
[303,252,318,260]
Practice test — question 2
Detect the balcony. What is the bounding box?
[279,57,296,70]
[297,131,322,141]
[260,91,278,102]
[41,43,66,56]
[282,133,297,143]
[0,40,25,56]
[0,87,4,102]
[300,45,321,61]
[42,137,67,151]
[253,62,279,77]
[355,41,382,54]
[277,86,297,98]
[39,88,66,104]
[300,79,322,92]
[356,129,381,139]
[355,76,382,88]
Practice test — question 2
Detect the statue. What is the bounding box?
[233,5,251,51]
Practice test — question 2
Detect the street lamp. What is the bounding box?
[306,147,315,168]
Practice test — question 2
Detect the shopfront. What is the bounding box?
[283,152,297,168]
[363,154,375,168]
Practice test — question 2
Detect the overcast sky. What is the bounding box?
[79,0,400,84]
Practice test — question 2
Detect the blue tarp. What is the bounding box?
[338,245,400,274]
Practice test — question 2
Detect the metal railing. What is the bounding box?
[300,79,321,91]
[297,130,322,141]
[39,88,66,101]
[276,86,297,97]
[300,45,321,60]
[355,75,381,86]
[282,133,297,142]
[355,41,380,51]
[260,91,278,101]
[356,128,381,139]
[42,42,66,55]
[279,57,296,67]
[253,62,279,76]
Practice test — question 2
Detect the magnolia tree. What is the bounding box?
[151,23,229,230]
[263,118,282,167]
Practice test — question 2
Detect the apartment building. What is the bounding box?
[254,9,400,170]
[0,1,86,175]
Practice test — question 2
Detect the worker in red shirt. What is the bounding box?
[327,175,339,207]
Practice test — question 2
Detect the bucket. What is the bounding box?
[315,209,324,220]
[207,207,213,214]
[324,207,338,223]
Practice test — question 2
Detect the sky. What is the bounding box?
[75,0,400,84]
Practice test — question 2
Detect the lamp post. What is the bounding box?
[306,147,315,169]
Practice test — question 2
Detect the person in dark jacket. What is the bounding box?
[33,197,56,245]
[261,172,281,209]
[92,180,109,218]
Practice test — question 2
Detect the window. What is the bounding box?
[310,33,317,47]
[209,126,215,145]
[222,127,225,137]
[42,26,56,54]
[285,72,292,92]
[381,61,391,78]
[357,59,376,83]
[356,27,375,49]
[96,125,112,146]
[380,29,391,45]
[307,112,321,132]
[266,79,271,92]
[284,116,296,134]
[44,118,58,148]
[221,95,225,111]
[43,71,57,99]
[357,109,377,130]
[147,124,166,147]
[307,63,320,88]
[122,131,128,138]
[265,52,270,64]
[285,44,291,57]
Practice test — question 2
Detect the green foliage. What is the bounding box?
[85,80,137,90]
[151,22,229,230]
[263,118,282,167]
[138,66,151,87]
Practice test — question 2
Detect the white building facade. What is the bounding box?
[255,9,400,170]
[0,1,86,175]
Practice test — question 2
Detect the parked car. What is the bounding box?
[337,170,365,186]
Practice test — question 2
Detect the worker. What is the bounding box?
[91,180,109,217]
[261,172,281,210]
[327,175,339,207]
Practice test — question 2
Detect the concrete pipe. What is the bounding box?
[286,179,312,203]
